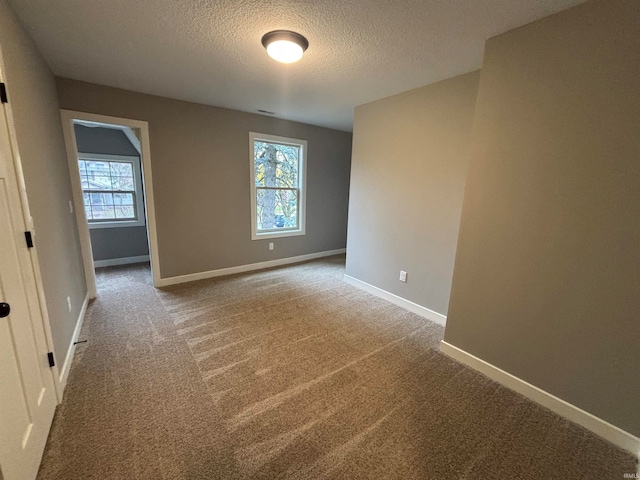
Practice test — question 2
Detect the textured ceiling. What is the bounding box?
[9,0,586,131]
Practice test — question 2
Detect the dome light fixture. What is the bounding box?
[261,30,309,64]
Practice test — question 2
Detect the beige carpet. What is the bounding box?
[38,256,636,479]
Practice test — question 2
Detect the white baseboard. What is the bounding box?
[93,255,150,268]
[57,293,90,394]
[440,340,640,458]
[342,274,447,327]
[156,249,346,287]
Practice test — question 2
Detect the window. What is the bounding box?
[78,153,145,229]
[250,132,307,240]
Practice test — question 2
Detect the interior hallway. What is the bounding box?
[37,257,635,479]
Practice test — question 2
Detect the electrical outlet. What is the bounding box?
[269,242,274,251]
[399,270,408,283]
[69,200,74,213]
[66,296,72,312]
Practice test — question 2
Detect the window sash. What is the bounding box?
[253,142,300,189]
[83,189,138,222]
[255,187,299,232]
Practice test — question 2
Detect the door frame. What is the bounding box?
[60,110,160,294]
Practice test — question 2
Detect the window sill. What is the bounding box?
[252,229,305,240]
[88,220,146,230]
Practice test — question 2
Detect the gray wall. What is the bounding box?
[74,124,139,156]
[346,72,480,315]
[0,0,86,360]
[74,125,149,262]
[56,80,353,278]
[445,0,640,436]
[89,226,149,261]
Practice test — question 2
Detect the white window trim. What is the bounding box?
[249,132,307,240]
[78,153,145,229]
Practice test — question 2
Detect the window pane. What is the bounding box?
[110,162,133,177]
[83,192,91,206]
[84,204,93,220]
[115,205,135,219]
[87,176,113,190]
[254,141,299,188]
[275,145,299,188]
[112,176,134,191]
[254,162,264,187]
[254,141,276,187]
[85,161,110,176]
[91,205,116,220]
[256,188,298,231]
[113,193,134,205]
[89,192,114,206]
[78,160,86,174]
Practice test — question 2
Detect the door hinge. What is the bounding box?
[0,83,7,103]
[47,352,55,368]
[25,231,34,248]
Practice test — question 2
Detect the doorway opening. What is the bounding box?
[60,111,160,296]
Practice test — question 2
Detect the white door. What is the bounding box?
[0,87,57,479]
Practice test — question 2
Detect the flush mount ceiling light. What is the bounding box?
[261,30,309,64]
